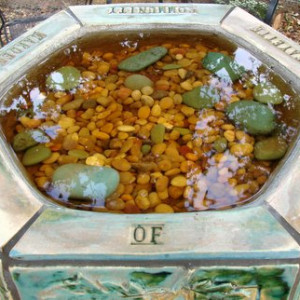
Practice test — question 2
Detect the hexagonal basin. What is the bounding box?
[1,30,299,213]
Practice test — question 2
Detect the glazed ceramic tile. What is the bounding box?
[11,266,185,300]
[0,11,80,86]
[0,150,42,249]
[69,4,232,27]
[10,265,298,300]
[0,260,11,300]
[188,265,298,300]
[10,205,300,260]
[266,140,300,233]
[221,7,300,80]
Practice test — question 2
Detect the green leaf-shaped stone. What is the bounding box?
[253,82,283,105]
[124,74,153,90]
[22,144,52,166]
[52,164,120,202]
[13,129,49,152]
[183,85,220,109]
[118,47,168,72]
[46,66,81,91]
[254,136,288,160]
[226,100,276,135]
[202,52,245,81]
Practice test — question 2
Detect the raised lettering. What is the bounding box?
[133,225,146,243]
[131,224,164,245]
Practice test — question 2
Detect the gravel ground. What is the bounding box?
[0,0,299,45]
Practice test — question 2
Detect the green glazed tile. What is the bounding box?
[10,205,300,261]
[189,265,298,300]
[0,151,42,249]
[10,265,298,300]
[0,260,11,300]
[11,266,185,300]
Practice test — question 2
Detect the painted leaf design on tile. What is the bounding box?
[130,271,172,288]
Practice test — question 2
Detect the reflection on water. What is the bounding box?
[0,33,299,213]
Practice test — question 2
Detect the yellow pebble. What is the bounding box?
[85,155,104,166]
[160,97,174,110]
[141,86,154,96]
[35,177,49,189]
[111,158,131,171]
[224,130,235,142]
[141,95,154,107]
[131,90,142,101]
[19,117,42,129]
[178,68,187,79]
[180,81,193,91]
[175,53,183,60]
[117,125,135,132]
[181,106,195,116]
[137,173,151,185]
[82,71,96,80]
[234,184,250,195]
[171,176,187,187]
[136,195,150,210]
[151,104,162,117]
[118,132,129,140]
[43,152,60,164]
[185,153,198,161]
[67,125,80,134]
[157,190,169,200]
[169,129,181,140]
[155,204,174,213]
[92,129,110,140]
[138,106,151,119]
[149,192,161,208]
[152,143,167,156]
[165,168,181,176]
[173,94,183,105]
[58,116,75,129]
[221,124,235,130]
[158,159,172,171]
[230,143,253,157]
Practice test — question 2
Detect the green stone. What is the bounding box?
[22,145,52,166]
[202,52,245,81]
[46,66,81,91]
[68,149,89,159]
[213,137,228,153]
[151,124,165,144]
[254,136,288,160]
[124,74,153,90]
[173,127,191,135]
[118,47,168,72]
[13,129,49,152]
[226,100,276,135]
[141,144,151,155]
[253,82,283,105]
[162,64,181,70]
[52,164,120,202]
[183,85,220,109]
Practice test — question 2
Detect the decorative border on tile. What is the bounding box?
[10,265,298,300]
[251,25,300,62]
